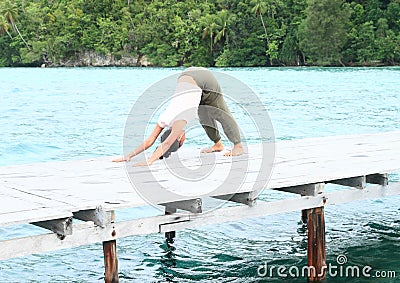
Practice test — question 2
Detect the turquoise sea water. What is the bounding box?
[0,67,399,282]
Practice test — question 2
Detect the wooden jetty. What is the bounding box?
[1,131,400,282]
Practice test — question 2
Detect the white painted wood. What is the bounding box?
[0,213,189,260]
[329,176,366,189]
[0,131,399,228]
[276,183,324,196]
[73,207,107,228]
[1,182,399,261]
[366,173,388,186]
[161,198,202,213]
[160,182,400,232]
[33,217,73,238]
[212,191,258,206]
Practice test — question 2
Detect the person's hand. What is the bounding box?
[112,156,131,162]
[133,160,153,167]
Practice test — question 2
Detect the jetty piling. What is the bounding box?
[103,240,119,283]
[164,206,177,242]
[301,210,308,224]
[102,210,118,282]
[1,131,399,282]
[307,207,326,281]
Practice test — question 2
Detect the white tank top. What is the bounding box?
[158,82,202,128]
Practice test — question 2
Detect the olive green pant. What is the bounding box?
[180,67,241,145]
[197,96,241,145]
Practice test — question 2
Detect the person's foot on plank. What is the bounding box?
[223,143,244,156]
[201,140,224,153]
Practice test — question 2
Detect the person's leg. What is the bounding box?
[218,116,243,156]
[198,105,224,152]
[213,96,244,156]
[218,115,243,156]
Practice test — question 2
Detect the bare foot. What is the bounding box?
[224,143,244,156]
[201,141,224,153]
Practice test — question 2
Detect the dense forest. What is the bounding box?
[0,0,399,67]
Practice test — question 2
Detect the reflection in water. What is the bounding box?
[158,239,177,282]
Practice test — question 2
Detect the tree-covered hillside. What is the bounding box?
[1,0,399,67]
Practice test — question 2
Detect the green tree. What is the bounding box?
[250,0,286,65]
[364,0,384,23]
[299,0,351,65]
[279,0,307,65]
[1,0,400,67]
[386,0,400,30]
[214,10,231,44]
[202,14,218,56]
[0,0,29,48]
[250,0,270,48]
[355,21,376,64]
[0,14,12,38]
[251,0,274,65]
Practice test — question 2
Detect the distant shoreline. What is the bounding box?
[5,62,400,68]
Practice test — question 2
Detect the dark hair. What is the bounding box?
[159,129,180,159]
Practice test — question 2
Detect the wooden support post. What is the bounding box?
[103,211,118,283]
[330,176,366,189]
[33,217,73,239]
[212,191,258,206]
[366,173,388,186]
[276,183,324,197]
[165,206,177,242]
[103,240,118,283]
[275,183,324,225]
[73,206,107,228]
[302,209,309,224]
[307,207,326,282]
[161,198,202,213]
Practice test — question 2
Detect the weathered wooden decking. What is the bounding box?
[1,131,400,281]
[2,131,399,226]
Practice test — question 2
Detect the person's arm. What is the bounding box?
[112,124,163,162]
[178,131,186,147]
[133,120,186,166]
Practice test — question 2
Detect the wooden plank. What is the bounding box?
[0,183,399,261]
[0,131,399,228]
[32,217,73,239]
[73,207,107,228]
[366,173,388,186]
[276,183,324,196]
[212,191,258,206]
[0,207,73,227]
[160,198,202,213]
[0,214,183,260]
[159,183,400,233]
[329,176,366,189]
